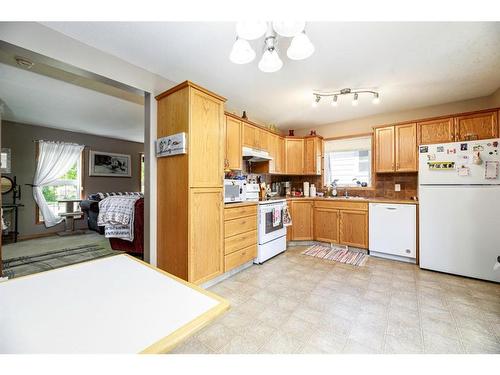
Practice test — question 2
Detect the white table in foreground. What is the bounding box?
[0,255,229,353]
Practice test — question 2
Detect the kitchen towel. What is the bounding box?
[272,207,281,227]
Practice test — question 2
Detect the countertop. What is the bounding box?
[284,196,419,205]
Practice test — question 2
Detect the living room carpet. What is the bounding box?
[302,244,368,266]
[2,244,121,279]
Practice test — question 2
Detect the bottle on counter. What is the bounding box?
[303,181,310,197]
[310,184,316,197]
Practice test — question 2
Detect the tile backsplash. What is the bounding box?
[269,172,418,200]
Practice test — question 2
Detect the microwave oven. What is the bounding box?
[224,179,246,203]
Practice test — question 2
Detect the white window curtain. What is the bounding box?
[32,141,84,227]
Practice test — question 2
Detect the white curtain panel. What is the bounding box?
[32,141,84,227]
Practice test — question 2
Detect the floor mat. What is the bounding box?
[2,243,122,279]
[302,244,368,266]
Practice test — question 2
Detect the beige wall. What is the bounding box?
[294,89,500,138]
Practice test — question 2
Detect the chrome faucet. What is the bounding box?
[344,189,349,198]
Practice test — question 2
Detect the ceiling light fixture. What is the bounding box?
[229,37,256,64]
[352,93,359,106]
[312,88,381,108]
[272,21,306,38]
[312,95,321,108]
[236,21,267,40]
[230,21,314,73]
[287,31,315,60]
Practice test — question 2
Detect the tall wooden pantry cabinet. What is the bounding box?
[156,81,226,284]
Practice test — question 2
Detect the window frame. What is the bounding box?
[35,144,84,224]
[323,133,377,190]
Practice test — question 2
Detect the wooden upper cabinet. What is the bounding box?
[339,210,368,249]
[303,137,322,175]
[225,115,242,170]
[276,137,285,174]
[285,138,304,174]
[242,123,257,148]
[189,89,224,187]
[258,129,269,152]
[395,123,417,172]
[375,126,395,173]
[314,207,339,243]
[417,117,455,145]
[267,134,278,173]
[455,111,498,141]
[304,137,315,174]
[290,200,313,240]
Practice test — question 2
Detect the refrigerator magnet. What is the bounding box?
[419,146,428,153]
[436,146,444,152]
[473,145,484,151]
[485,161,499,179]
[427,154,436,161]
[458,166,470,176]
[460,143,468,151]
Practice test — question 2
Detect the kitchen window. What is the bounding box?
[37,157,83,222]
[324,136,372,187]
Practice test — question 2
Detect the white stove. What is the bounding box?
[255,199,287,264]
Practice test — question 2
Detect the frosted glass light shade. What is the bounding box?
[229,38,256,64]
[272,21,305,37]
[287,32,315,60]
[258,49,283,73]
[236,21,267,40]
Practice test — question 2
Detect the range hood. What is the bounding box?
[242,146,273,162]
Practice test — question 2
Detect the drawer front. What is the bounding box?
[224,216,257,238]
[224,204,257,220]
[224,230,257,255]
[224,244,257,272]
[314,200,368,211]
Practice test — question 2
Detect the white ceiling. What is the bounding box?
[36,22,500,129]
[0,63,144,142]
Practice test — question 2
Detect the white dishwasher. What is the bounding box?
[369,203,417,263]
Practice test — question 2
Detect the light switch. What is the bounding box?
[395,184,401,192]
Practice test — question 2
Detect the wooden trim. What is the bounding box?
[372,106,500,130]
[224,111,282,136]
[156,80,227,102]
[323,132,373,141]
[127,254,230,354]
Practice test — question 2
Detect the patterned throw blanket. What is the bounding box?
[97,195,140,241]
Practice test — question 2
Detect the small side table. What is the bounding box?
[58,212,86,236]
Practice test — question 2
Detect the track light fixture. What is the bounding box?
[312,88,381,108]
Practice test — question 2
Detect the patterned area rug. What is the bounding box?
[302,244,368,266]
[2,244,122,279]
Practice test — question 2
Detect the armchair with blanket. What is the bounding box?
[80,192,144,256]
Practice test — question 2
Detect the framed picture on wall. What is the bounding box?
[0,148,11,174]
[89,150,131,177]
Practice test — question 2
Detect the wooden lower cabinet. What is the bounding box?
[339,210,368,249]
[224,245,257,272]
[290,200,314,240]
[290,200,368,249]
[189,188,224,284]
[224,204,258,272]
[313,207,339,243]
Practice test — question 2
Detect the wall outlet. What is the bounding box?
[395,183,401,192]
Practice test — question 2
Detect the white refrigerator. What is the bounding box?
[419,138,500,282]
